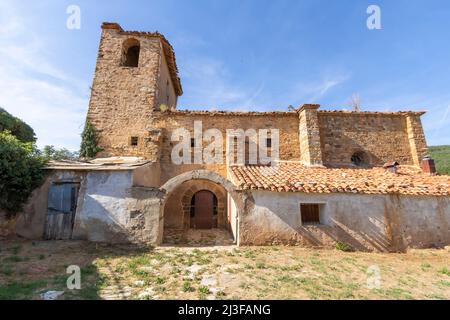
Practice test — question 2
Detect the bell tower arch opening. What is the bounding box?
[121,38,140,67]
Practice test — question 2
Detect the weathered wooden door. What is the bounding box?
[44,183,79,240]
[194,191,214,229]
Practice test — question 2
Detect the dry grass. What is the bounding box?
[0,240,449,300]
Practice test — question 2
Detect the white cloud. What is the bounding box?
[0,1,88,150]
[0,1,25,38]
[179,57,250,109]
[290,74,351,104]
[179,54,350,112]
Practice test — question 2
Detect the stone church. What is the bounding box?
[10,23,450,252]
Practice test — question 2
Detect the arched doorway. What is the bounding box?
[163,179,228,231]
[190,190,218,229]
[160,170,247,246]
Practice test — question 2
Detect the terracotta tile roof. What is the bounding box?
[229,162,450,196]
[102,22,183,96]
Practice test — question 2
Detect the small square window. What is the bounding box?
[130,136,139,146]
[300,204,321,224]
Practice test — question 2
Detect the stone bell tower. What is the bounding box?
[86,22,183,160]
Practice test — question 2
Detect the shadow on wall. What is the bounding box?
[241,193,428,252]
[282,200,398,252]
[250,193,450,252]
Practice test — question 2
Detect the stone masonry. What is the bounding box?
[86,22,430,185]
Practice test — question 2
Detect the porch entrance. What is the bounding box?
[162,176,237,246]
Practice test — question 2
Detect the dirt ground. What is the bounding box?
[0,238,449,300]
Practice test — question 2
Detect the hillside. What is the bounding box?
[429,145,450,175]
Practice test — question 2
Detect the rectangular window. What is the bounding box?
[300,204,321,224]
[266,138,272,148]
[130,136,138,146]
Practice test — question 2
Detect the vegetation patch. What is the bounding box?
[429,145,450,175]
[0,241,449,300]
[335,242,354,252]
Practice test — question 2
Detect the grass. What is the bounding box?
[198,286,210,300]
[0,240,449,300]
[0,280,48,300]
[3,255,24,263]
[421,262,432,271]
[182,281,194,292]
[429,145,450,175]
[438,267,450,276]
[335,242,353,252]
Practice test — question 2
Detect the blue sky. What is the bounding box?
[1,0,449,150]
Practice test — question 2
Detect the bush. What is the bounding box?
[0,107,36,143]
[335,241,353,252]
[0,131,47,216]
[79,120,102,159]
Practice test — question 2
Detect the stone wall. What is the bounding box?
[241,190,450,252]
[156,112,301,183]
[87,24,164,159]
[298,104,323,166]
[14,169,163,244]
[157,47,177,110]
[317,112,420,167]
[406,115,428,166]
[85,24,429,173]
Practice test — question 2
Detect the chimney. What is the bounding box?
[421,156,436,175]
[383,161,399,174]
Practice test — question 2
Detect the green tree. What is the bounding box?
[0,107,36,143]
[42,145,79,161]
[0,131,47,216]
[79,119,102,159]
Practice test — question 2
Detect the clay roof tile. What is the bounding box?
[229,162,450,197]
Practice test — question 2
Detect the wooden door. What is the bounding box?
[194,191,214,229]
[44,183,79,240]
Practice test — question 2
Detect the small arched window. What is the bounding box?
[121,38,140,67]
[351,151,369,167]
